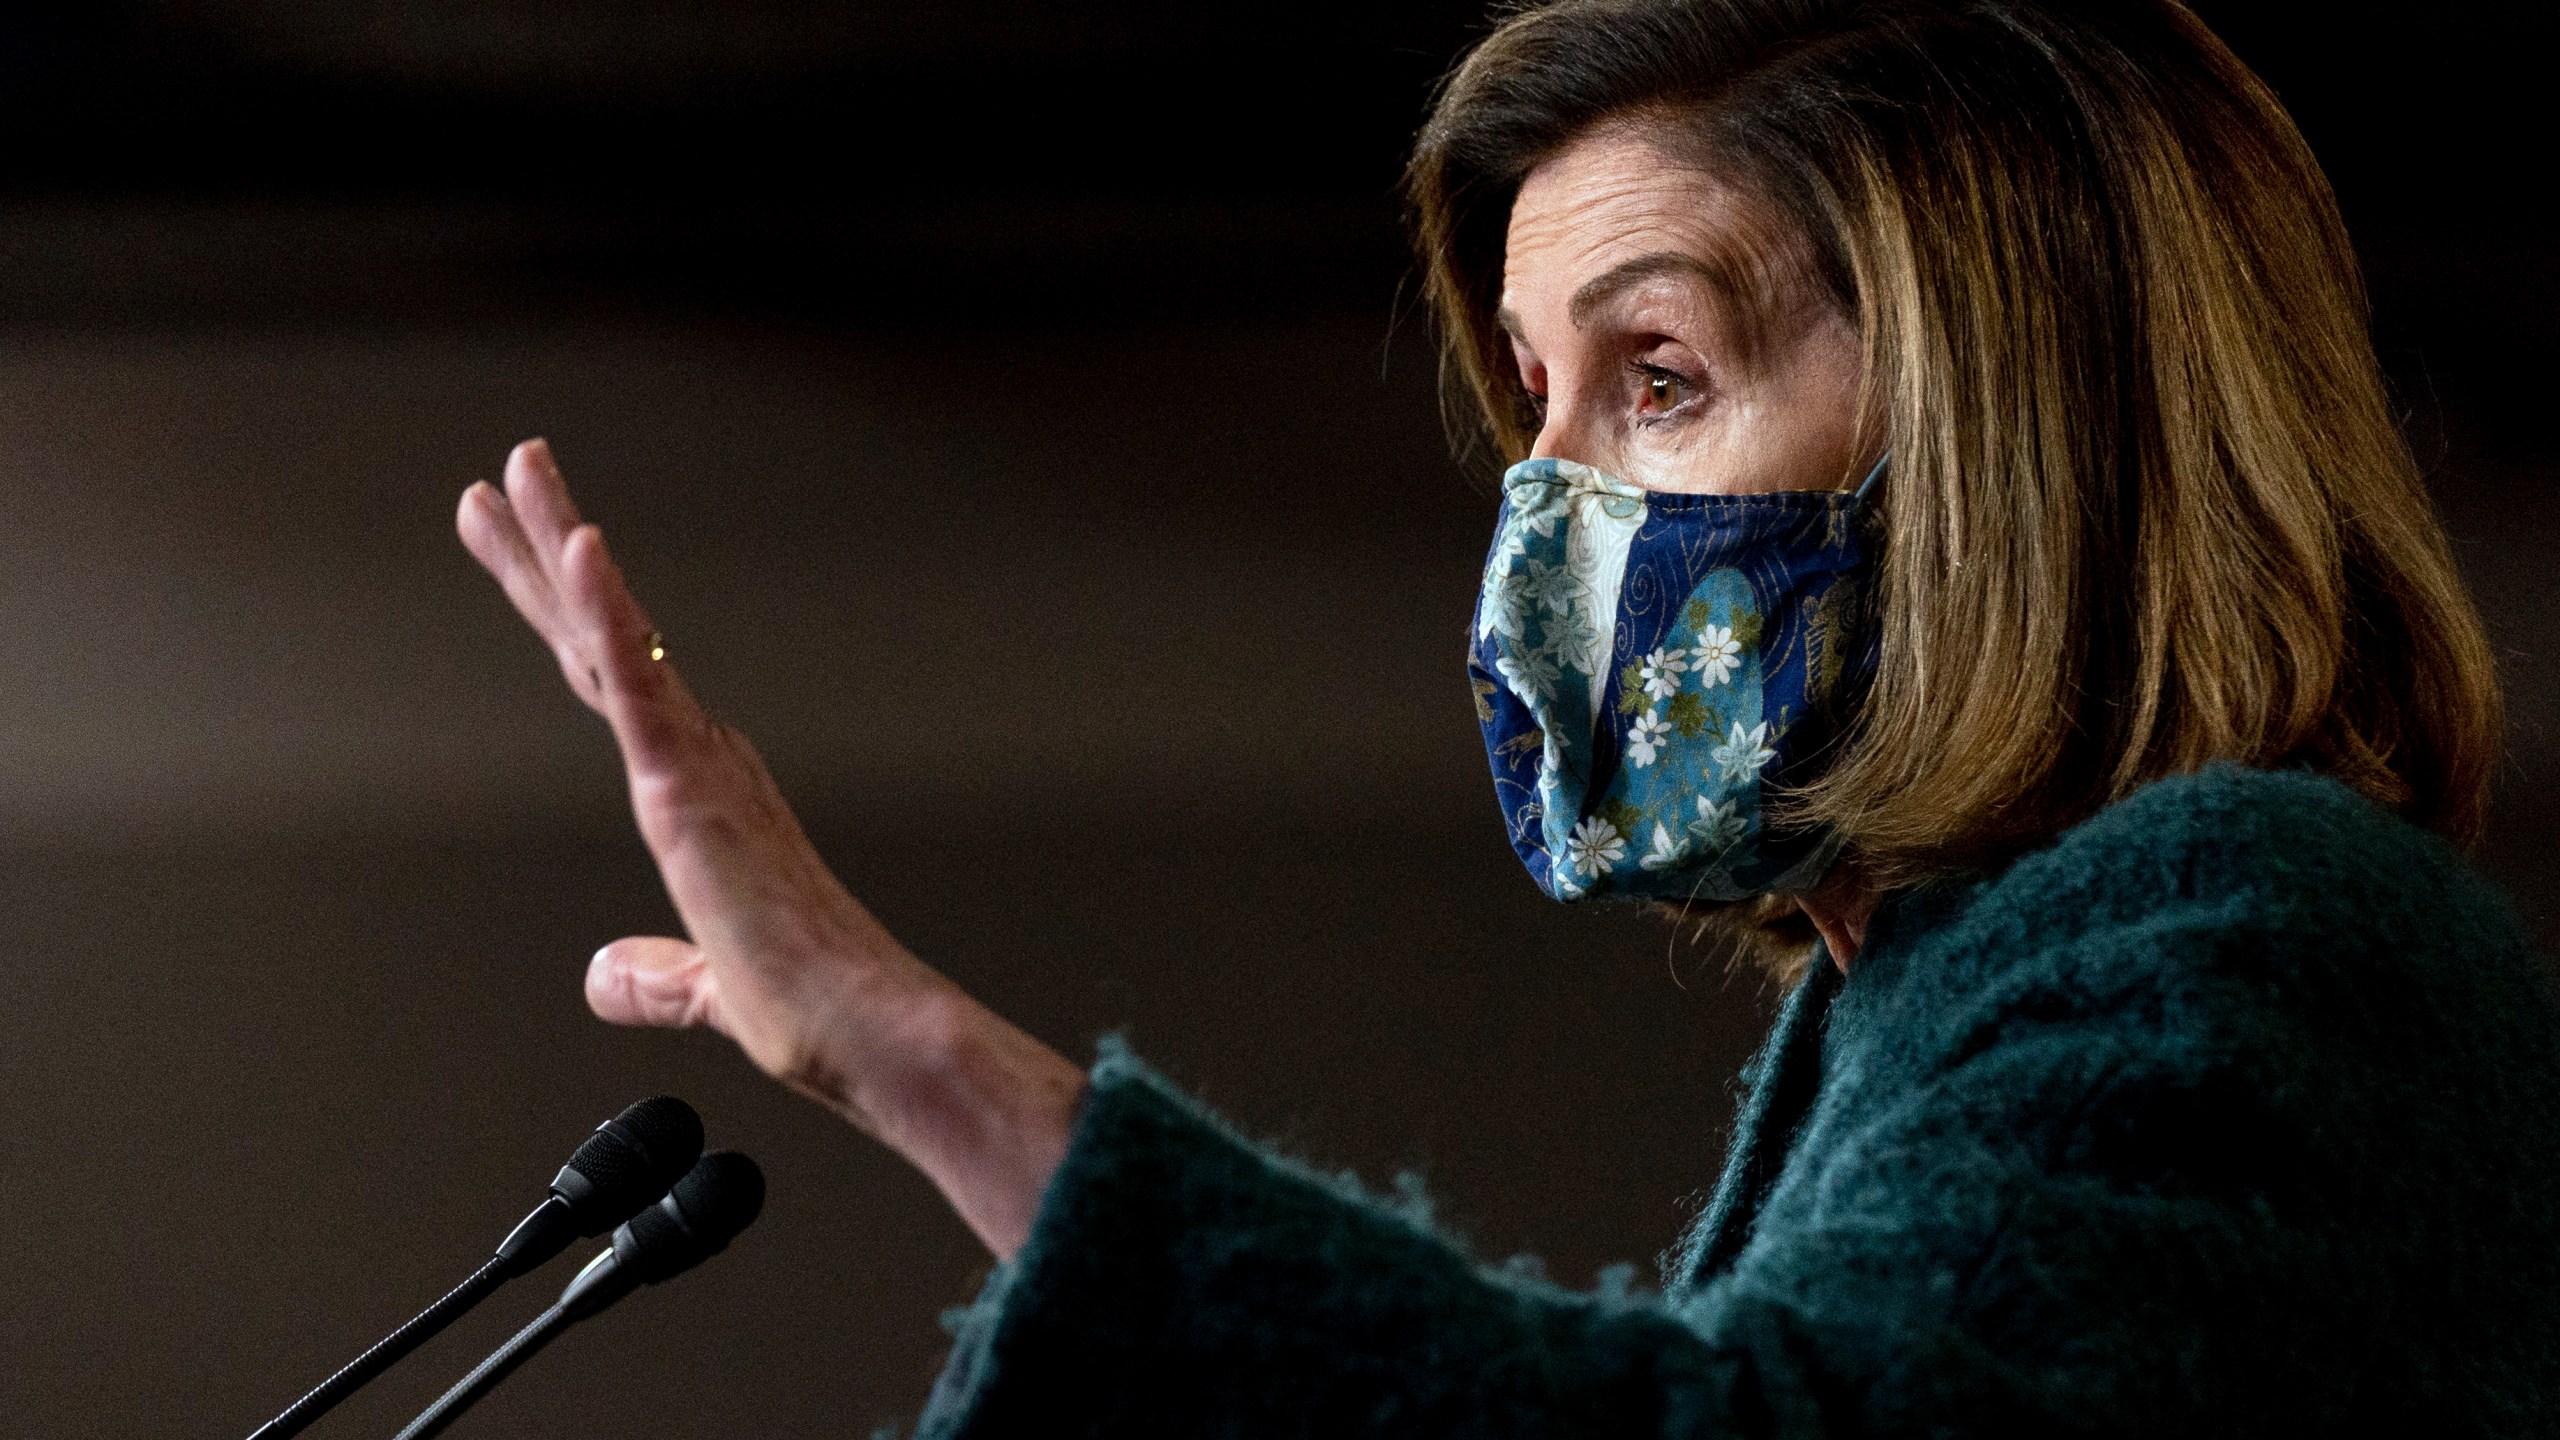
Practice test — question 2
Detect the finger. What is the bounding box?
[554,523,867,972]
[586,936,718,1030]
[556,522,847,947]
[454,479,549,611]
[504,438,588,586]
[456,480,604,710]
[558,521,705,764]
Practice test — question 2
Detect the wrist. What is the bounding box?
[824,980,1086,1258]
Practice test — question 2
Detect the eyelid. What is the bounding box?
[1628,358,1705,420]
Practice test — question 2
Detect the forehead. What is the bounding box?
[1502,127,1782,313]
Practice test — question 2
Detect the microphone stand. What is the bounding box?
[390,1241,632,1440]
[390,1303,574,1440]
[245,1256,511,1440]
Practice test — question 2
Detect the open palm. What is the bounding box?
[455,439,1080,1255]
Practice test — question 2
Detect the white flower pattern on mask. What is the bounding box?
[1563,816,1626,877]
[1690,624,1741,688]
[1639,822,1683,871]
[1481,574,1531,640]
[1541,604,1601,663]
[1638,647,1687,701]
[1712,721,1776,780]
[1522,557,1583,617]
[1691,795,1746,852]
[1495,646,1561,704]
[1626,710,1672,767]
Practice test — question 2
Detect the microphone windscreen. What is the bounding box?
[618,1151,765,1282]
[561,1096,704,1229]
[673,1150,765,1238]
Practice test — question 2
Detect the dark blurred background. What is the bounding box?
[0,3,2549,1435]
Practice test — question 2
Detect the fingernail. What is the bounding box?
[520,437,557,474]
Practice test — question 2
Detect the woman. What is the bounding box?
[457,0,2560,1432]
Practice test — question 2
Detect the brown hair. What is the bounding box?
[1408,0,2502,897]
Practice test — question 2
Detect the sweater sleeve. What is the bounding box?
[913,1038,1766,1439]
[908,975,2366,1436]
[911,1030,2152,1439]
[913,1014,2343,1439]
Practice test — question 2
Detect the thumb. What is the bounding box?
[586,935,717,1031]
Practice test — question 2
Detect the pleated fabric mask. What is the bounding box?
[1468,455,1884,902]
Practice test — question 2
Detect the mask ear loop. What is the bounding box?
[1852,453,1889,503]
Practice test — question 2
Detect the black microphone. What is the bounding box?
[244,1096,704,1440]
[393,1151,766,1440]
[490,1095,708,1277]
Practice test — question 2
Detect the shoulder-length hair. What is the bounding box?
[1407,0,2501,885]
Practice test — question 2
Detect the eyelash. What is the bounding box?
[1630,360,1702,422]
[1513,358,1704,427]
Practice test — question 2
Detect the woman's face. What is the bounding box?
[1501,127,1866,495]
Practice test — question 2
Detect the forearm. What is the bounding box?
[814,980,1085,1258]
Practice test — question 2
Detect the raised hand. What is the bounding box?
[456,439,1082,1257]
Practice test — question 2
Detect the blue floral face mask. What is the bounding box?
[1468,456,1883,902]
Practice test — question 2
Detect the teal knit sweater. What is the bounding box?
[917,765,2560,1436]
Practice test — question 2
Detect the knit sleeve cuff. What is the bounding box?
[911,1038,1721,1438]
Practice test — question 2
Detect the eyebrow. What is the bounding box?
[1566,251,1735,328]
[1492,249,1746,343]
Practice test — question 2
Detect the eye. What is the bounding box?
[1634,362,1698,417]
[1508,342,1552,424]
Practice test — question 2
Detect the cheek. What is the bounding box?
[1607,380,1801,495]
[1758,318,1865,475]
[1696,382,1857,493]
